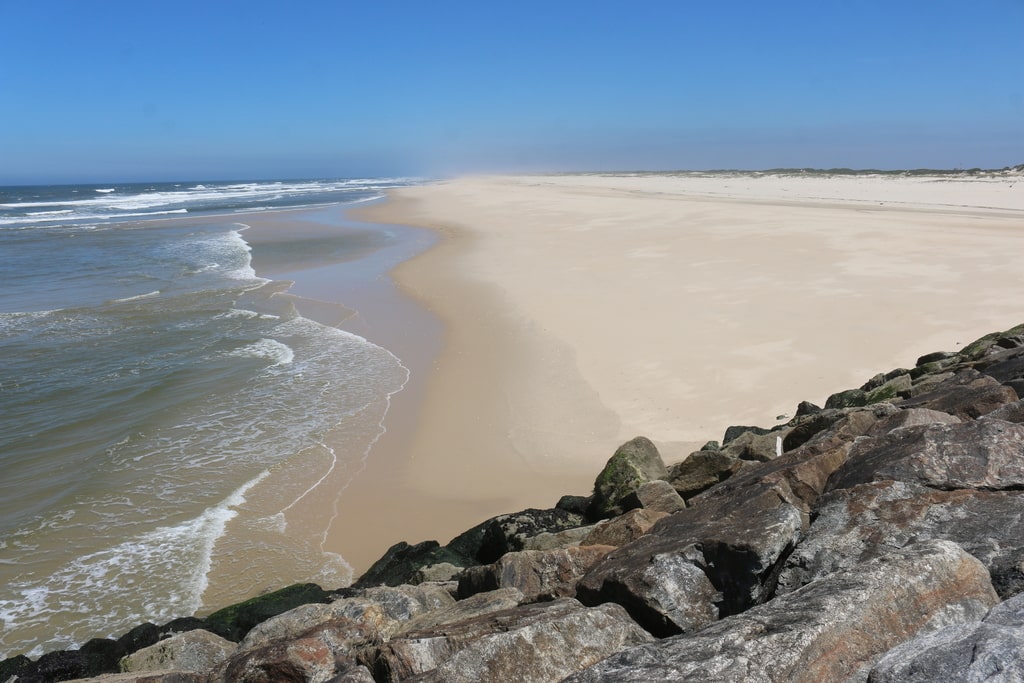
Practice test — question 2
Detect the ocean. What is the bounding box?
[0,179,423,658]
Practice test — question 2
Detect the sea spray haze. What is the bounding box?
[0,179,418,657]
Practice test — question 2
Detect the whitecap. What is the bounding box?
[228,338,294,366]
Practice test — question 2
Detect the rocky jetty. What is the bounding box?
[4,323,1024,683]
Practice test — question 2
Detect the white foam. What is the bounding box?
[95,188,116,193]
[110,290,160,303]
[228,338,294,366]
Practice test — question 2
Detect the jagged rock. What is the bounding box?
[238,600,390,650]
[353,540,470,588]
[18,638,125,682]
[898,368,1018,419]
[983,398,1024,424]
[62,673,207,682]
[565,541,998,683]
[907,369,955,394]
[581,508,668,547]
[410,562,463,583]
[460,545,616,602]
[975,346,1024,386]
[588,437,668,520]
[781,408,847,451]
[825,387,868,409]
[396,588,525,636]
[369,599,653,683]
[476,508,585,563]
[520,524,598,551]
[827,418,1024,492]
[959,324,1024,361]
[719,428,787,462]
[865,373,912,403]
[865,406,961,435]
[861,368,911,392]
[722,425,770,444]
[0,655,32,681]
[555,495,591,515]
[357,584,456,622]
[795,400,821,416]
[119,630,234,674]
[211,617,377,683]
[778,480,1024,597]
[577,479,805,636]
[868,593,1024,682]
[619,479,686,513]
[699,439,721,451]
[665,450,744,499]
[916,350,959,366]
[203,583,331,642]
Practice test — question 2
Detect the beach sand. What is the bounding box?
[331,171,1024,571]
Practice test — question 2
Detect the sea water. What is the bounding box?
[0,179,418,657]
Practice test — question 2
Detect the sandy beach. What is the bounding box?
[327,171,1024,570]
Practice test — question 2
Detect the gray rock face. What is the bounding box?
[211,616,378,683]
[983,398,1024,424]
[665,450,744,499]
[520,524,598,551]
[588,437,668,519]
[620,479,686,513]
[352,540,469,588]
[778,480,1024,598]
[119,630,235,673]
[577,479,805,636]
[898,369,1018,419]
[396,588,525,636]
[479,545,617,602]
[370,598,653,683]
[869,593,1024,683]
[581,508,668,548]
[827,418,1024,492]
[476,508,586,563]
[719,428,788,462]
[566,541,998,683]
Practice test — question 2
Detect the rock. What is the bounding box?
[238,600,389,650]
[356,583,456,622]
[61,673,207,682]
[825,387,868,409]
[699,440,721,451]
[916,350,959,366]
[868,593,1024,683]
[778,480,1024,598]
[976,347,1024,387]
[476,508,585,563]
[898,368,1018,419]
[411,562,463,584]
[462,545,616,602]
[826,419,1024,492]
[397,588,525,636]
[211,617,377,683]
[719,428,787,462]
[119,629,234,674]
[665,450,744,499]
[781,408,847,451]
[0,655,32,682]
[983,398,1024,424]
[619,479,686,513]
[565,541,998,683]
[722,425,771,444]
[555,495,591,515]
[203,582,331,642]
[864,406,961,435]
[577,479,805,636]
[795,400,822,416]
[22,638,125,682]
[906,370,955,395]
[520,524,598,552]
[865,372,912,403]
[369,598,653,683]
[352,540,469,588]
[581,508,668,547]
[588,437,668,520]
[959,324,1024,361]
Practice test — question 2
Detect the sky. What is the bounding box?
[0,0,1022,183]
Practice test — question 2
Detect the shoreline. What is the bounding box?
[351,172,1024,542]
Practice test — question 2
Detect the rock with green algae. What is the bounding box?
[587,437,668,520]
[203,582,332,642]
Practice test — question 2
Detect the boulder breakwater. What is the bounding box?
[5,323,1024,682]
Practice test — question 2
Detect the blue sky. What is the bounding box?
[1,1,1022,183]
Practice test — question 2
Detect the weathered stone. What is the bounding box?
[520,524,598,551]
[581,508,668,547]
[827,419,1024,492]
[825,387,868,409]
[916,350,959,366]
[566,541,998,683]
[588,437,668,520]
[410,562,463,584]
[779,480,1024,597]
[898,368,1018,419]
[22,638,125,682]
[959,324,1024,361]
[907,370,955,394]
[665,450,744,499]
[120,630,234,673]
[865,373,912,403]
[699,439,721,451]
[577,479,805,636]
[61,673,207,682]
[983,398,1024,424]
[455,564,499,598]
[238,600,390,650]
[722,425,771,444]
[203,583,331,642]
[211,617,376,683]
[719,428,787,462]
[781,408,847,451]
[974,345,1024,384]
[555,495,591,515]
[352,541,469,588]
[476,545,617,602]
[620,479,685,513]
[869,592,1024,683]
[476,508,585,563]
[397,588,525,636]
[370,599,653,683]
[864,406,961,435]
[795,400,822,416]
[356,584,456,622]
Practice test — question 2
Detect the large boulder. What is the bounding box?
[778,480,1024,598]
[826,418,1024,492]
[565,541,998,683]
[619,479,686,514]
[119,629,234,673]
[476,508,585,563]
[352,540,470,588]
[665,450,745,499]
[581,508,668,548]
[457,545,616,602]
[368,598,653,683]
[395,588,525,636]
[577,478,806,636]
[897,368,1018,419]
[588,437,668,520]
[869,592,1024,682]
[203,583,331,642]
